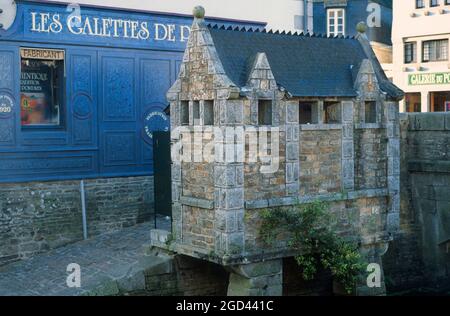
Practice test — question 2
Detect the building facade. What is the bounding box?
[153,8,404,295]
[0,0,263,265]
[313,0,393,65]
[392,0,450,113]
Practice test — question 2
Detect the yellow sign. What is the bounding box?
[20,48,65,60]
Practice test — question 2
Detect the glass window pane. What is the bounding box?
[20,53,64,127]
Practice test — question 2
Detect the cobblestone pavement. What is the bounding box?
[0,221,167,296]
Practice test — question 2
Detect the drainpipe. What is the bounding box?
[80,180,88,240]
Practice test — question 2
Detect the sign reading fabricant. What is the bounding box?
[21,48,65,60]
[408,72,450,86]
[0,94,14,117]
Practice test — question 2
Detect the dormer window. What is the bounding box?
[324,101,341,124]
[364,101,377,123]
[203,100,214,126]
[327,8,345,37]
[258,100,272,125]
[193,101,200,125]
[180,101,189,125]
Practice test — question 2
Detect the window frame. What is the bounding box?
[20,48,66,131]
[258,99,273,126]
[404,42,417,64]
[416,0,425,8]
[323,101,342,124]
[422,39,449,62]
[430,0,439,7]
[180,100,189,126]
[364,101,377,123]
[327,8,346,37]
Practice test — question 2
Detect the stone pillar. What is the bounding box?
[385,101,400,233]
[285,100,300,196]
[227,259,283,296]
[214,101,245,257]
[341,101,355,191]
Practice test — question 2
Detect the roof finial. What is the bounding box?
[193,6,205,19]
[356,21,367,34]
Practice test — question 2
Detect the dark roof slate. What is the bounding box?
[208,25,403,100]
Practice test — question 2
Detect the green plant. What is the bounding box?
[260,201,365,294]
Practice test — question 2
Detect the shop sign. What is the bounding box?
[142,109,170,143]
[28,10,191,43]
[20,48,65,60]
[408,72,450,86]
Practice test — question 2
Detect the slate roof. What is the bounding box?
[207,25,403,100]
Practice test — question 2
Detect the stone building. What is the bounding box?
[152,7,404,295]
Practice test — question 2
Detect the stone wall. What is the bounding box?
[354,128,387,190]
[299,129,342,195]
[182,206,215,251]
[384,113,450,293]
[244,130,287,201]
[0,176,154,266]
[181,162,214,200]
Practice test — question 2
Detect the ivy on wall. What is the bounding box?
[260,201,365,294]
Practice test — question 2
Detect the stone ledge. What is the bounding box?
[180,196,214,209]
[299,124,342,131]
[408,160,450,174]
[355,123,385,129]
[245,188,389,209]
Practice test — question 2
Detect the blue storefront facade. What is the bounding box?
[0,0,263,183]
[0,0,264,265]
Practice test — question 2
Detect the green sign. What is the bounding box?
[408,72,450,86]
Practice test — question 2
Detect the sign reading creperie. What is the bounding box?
[20,48,65,60]
[408,72,450,86]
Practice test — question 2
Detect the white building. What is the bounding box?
[392,0,450,112]
[48,0,314,33]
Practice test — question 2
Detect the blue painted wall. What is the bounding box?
[313,0,392,45]
[0,1,264,183]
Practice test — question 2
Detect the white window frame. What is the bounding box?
[327,8,345,37]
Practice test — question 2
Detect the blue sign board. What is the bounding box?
[0,1,264,183]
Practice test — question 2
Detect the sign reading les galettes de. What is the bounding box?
[26,8,191,46]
